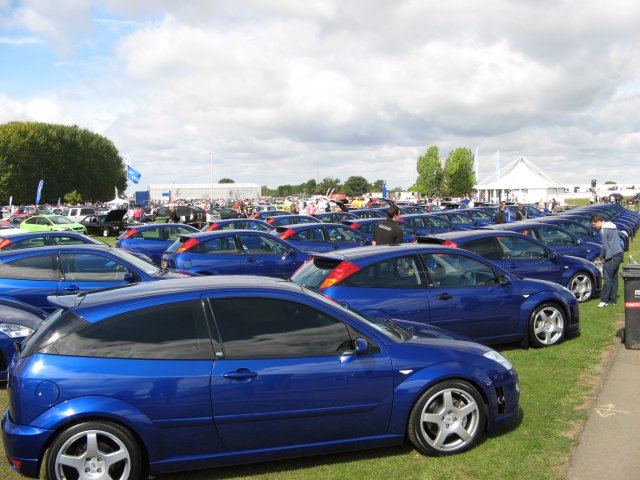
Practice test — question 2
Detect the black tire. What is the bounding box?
[45,421,142,480]
[407,380,486,455]
[528,302,566,348]
[568,272,594,302]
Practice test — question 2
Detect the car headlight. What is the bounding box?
[483,350,513,371]
[60,227,71,231]
[0,323,34,338]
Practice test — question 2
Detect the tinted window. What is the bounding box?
[51,235,89,245]
[461,237,503,260]
[166,226,195,241]
[290,258,340,289]
[140,228,165,241]
[239,235,290,255]
[289,227,325,242]
[326,226,366,243]
[190,236,238,254]
[342,255,423,289]
[46,301,213,359]
[2,237,46,250]
[0,254,60,280]
[534,227,574,246]
[421,252,497,287]
[211,297,352,359]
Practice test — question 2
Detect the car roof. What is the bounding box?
[49,275,304,310]
[0,243,111,257]
[128,223,198,230]
[417,229,532,242]
[305,243,459,261]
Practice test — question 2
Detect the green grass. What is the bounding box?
[0,235,633,480]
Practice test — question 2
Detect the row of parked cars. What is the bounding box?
[0,201,637,479]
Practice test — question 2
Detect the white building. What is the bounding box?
[147,183,261,202]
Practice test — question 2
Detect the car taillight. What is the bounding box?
[0,238,13,249]
[251,213,259,219]
[206,223,219,231]
[266,218,276,224]
[319,261,361,289]
[350,222,361,229]
[443,239,458,248]
[121,228,139,239]
[176,238,201,253]
[279,228,296,239]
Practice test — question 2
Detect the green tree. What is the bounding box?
[343,176,370,196]
[371,179,386,192]
[0,121,126,203]
[442,147,476,196]
[218,178,235,183]
[63,190,83,205]
[315,177,341,196]
[303,179,317,195]
[413,146,443,196]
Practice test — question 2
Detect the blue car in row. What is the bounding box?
[291,244,579,348]
[0,244,192,312]
[162,230,309,277]
[2,276,520,478]
[418,230,601,302]
[275,223,370,252]
[116,223,200,265]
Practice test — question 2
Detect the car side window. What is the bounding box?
[46,300,214,359]
[167,226,196,241]
[4,238,46,250]
[496,236,548,259]
[535,227,573,246]
[210,297,352,359]
[327,226,366,243]
[461,237,503,260]
[0,254,60,280]
[140,229,164,241]
[421,253,498,287]
[289,227,325,242]
[194,236,238,254]
[60,253,131,282]
[342,255,423,289]
[51,236,87,246]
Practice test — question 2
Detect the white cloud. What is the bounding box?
[2,0,640,190]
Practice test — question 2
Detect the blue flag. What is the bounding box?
[127,165,141,184]
[382,181,387,199]
[35,179,44,205]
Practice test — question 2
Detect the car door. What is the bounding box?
[208,296,393,450]
[419,252,522,342]
[492,235,564,283]
[282,226,330,252]
[528,226,596,260]
[237,234,304,278]
[136,227,171,265]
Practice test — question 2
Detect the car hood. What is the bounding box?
[105,209,127,221]
[392,318,472,341]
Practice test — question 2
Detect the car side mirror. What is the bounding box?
[355,337,369,354]
[123,272,135,283]
[576,239,582,245]
[547,250,557,259]
[498,274,510,286]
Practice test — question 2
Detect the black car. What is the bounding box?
[80,209,129,237]
[156,205,207,228]
[212,207,241,219]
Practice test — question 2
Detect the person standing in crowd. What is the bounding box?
[494,202,508,224]
[515,203,527,221]
[590,213,624,308]
[169,206,178,223]
[372,205,403,245]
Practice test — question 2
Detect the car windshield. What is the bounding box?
[49,216,74,225]
[108,248,163,275]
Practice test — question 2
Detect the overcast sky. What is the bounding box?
[1,0,639,193]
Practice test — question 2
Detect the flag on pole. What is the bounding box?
[495,150,501,180]
[125,154,142,184]
[35,179,44,205]
[382,181,387,199]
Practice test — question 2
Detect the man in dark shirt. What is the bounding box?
[372,205,403,245]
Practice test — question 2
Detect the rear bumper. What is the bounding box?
[2,408,53,478]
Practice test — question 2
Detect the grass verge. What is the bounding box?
[0,234,633,480]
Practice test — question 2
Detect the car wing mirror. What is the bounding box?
[498,274,510,286]
[123,272,135,283]
[355,337,369,354]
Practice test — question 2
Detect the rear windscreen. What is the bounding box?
[290,257,341,289]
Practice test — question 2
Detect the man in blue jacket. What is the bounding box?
[591,214,624,307]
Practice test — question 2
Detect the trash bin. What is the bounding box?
[622,263,640,349]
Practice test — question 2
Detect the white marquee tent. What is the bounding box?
[474,156,564,204]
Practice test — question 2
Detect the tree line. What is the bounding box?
[0,121,476,203]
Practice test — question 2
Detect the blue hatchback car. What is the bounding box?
[275,222,370,252]
[341,218,417,243]
[162,230,309,278]
[291,244,580,348]
[0,244,192,312]
[419,230,601,302]
[116,223,200,266]
[201,218,273,232]
[0,231,103,251]
[2,276,520,478]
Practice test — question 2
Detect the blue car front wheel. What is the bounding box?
[407,380,486,455]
